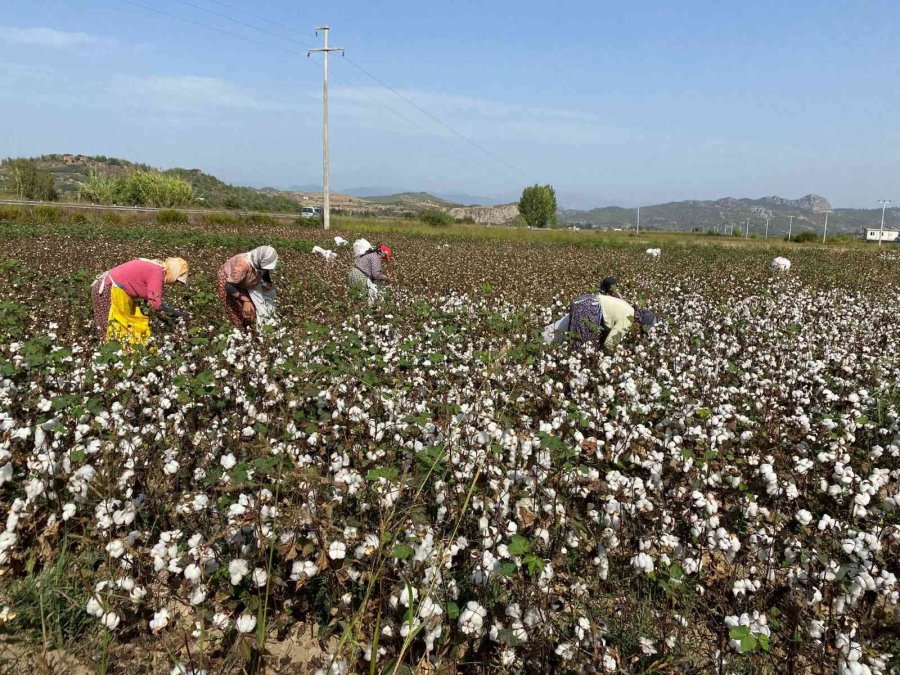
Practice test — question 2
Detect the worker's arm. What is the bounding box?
[602,316,632,352]
[369,255,389,284]
[146,268,164,311]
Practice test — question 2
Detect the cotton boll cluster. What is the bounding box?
[0,234,897,673]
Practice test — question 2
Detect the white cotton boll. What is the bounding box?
[184,563,201,584]
[631,552,655,574]
[241,426,255,438]
[62,503,76,520]
[796,509,813,526]
[149,608,170,632]
[235,614,257,633]
[329,541,347,560]
[220,453,237,470]
[458,601,486,636]
[86,596,104,617]
[290,560,318,581]
[252,568,268,587]
[106,539,125,558]
[189,585,207,606]
[228,558,250,585]
[0,463,12,486]
[212,613,230,630]
[101,612,121,630]
[163,459,179,475]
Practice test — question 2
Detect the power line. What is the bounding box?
[117,0,299,56]
[342,56,529,179]
[169,0,317,50]
[119,0,530,181]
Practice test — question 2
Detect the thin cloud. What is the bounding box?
[0,26,113,49]
[109,75,302,113]
[329,86,631,144]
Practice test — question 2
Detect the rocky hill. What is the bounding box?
[448,203,519,225]
[560,194,898,235]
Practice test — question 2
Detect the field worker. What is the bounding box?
[91,257,189,346]
[217,246,279,330]
[569,291,656,351]
[348,239,391,299]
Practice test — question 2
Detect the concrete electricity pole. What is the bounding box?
[765,216,770,239]
[636,206,640,234]
[308,26,344,230]
[877,200,891,246]
[822,209,832,244]
[745,218,750,238]
[788,215,794,241]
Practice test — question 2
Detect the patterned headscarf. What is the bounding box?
[163,257,189,284]
[247,246,278,271]
[634,308,657,331]
[140,257,188,284]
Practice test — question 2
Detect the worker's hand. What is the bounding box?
[240,300,256,320]
[159,303,184,319]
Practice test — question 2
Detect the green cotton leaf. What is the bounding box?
[523,554,544,576]
[446,602,459,620]
[758,634,771,652]
[497,629,524,647]
[366,467,399,482]
[508,535,531,556]
[740,634,758,653]
[500,561,518,577]
[70,450,86,463]
[728,625,750,640]
[669,563,684,581]
[390,544,414,560]
[856,415,869,425]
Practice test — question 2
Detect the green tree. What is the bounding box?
[518,184,557,228]
[2,158,58,201]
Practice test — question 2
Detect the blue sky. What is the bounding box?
[1,0,899,208]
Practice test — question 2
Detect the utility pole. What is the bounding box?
[636,206,640,234]
[822,209,832,244]
[745,218,750,238]
[788,215,794,241]
[765,216,770,239]
[308,26,344,230]
[877,200,891,247]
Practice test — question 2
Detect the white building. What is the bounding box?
[865,229,899,242]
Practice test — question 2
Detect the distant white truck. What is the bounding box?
[300,206,322,219]
[865,229,899,242]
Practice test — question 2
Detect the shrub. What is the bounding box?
[203,212,239,226]
[32,205,61,223]
[0,206,24,222]
[77,171,193,208]
[101,211,125,226]
[419,208,454,227]
[788,230,818,243]
[242,213,276,227]
[67,211,90,225]
[157,209,189,226]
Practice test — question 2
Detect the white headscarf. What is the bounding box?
[352,238,373,259]
[247,246,278,270]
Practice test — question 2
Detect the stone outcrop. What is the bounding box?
[447,203,518,225]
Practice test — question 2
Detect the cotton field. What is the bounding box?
[0,217,898,674]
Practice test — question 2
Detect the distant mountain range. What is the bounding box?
[560,194,899,235]
[2,154,896,234]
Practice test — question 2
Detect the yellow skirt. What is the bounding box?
[106,285,151,346]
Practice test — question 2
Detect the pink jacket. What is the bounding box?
[103,260,165,310]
